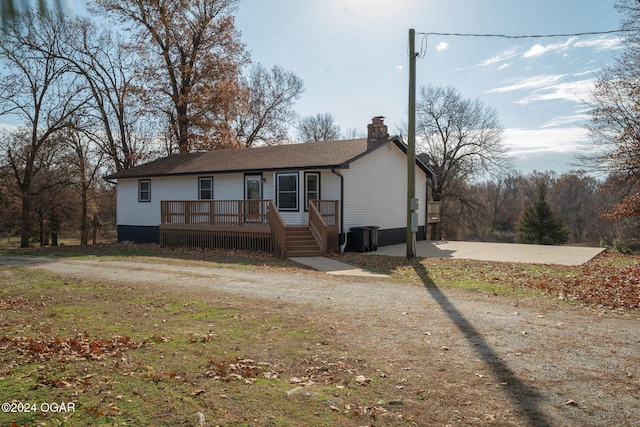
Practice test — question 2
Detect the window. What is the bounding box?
[305,172,320,211]
[276,172,299,211]
[199,177,213,200]
[138,179,151,202]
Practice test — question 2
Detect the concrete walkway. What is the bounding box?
[289,256,389,278]
[290,241,605,276]
[370,240,606,266]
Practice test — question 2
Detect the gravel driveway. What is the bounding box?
[2,255,639,426]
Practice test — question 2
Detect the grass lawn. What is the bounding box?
[0,244,638,426]
[1,265,392,426]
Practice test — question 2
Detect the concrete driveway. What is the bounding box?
[369,240,606,266]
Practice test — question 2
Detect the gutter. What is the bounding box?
[331,168,346,251]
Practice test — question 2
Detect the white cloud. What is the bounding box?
[522,37,577,58]
[395,65,404,72]
[488,74,566,93]
[573,69,597,77]
[522,44,547,58]
[514,78,595,105]
[574,36,624,52]
[540,113,589,128]
[435,41,449,51]
[479,48,519,67]
[455,48,519,70]
[498,63,511,70]
[505,126,588,156]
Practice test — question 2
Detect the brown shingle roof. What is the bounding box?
[106,136,434,179]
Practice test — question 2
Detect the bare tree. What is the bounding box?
[411,85,509,240]
[0,12,88,247]
[59,119,106,245]
[16,16,153,172]
[547,172,599,243]
[584,0,640,220]
[63,19,152,171]
[297,113,342,142]
[93,0,249,153]
[343,127,366,140]
[0,164,21,237]
[415,85,510,203]
[232,64,304,147]
[477,171,527,239]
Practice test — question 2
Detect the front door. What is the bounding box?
[244,175,263,221]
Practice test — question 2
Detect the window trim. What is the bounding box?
[138,179,151,203]
[304,172,321,212]
[275,172,299,211]
[198,176,213,200]
[244,173,263,200]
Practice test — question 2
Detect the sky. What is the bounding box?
[234,0,624,174]
[1,0,625,175]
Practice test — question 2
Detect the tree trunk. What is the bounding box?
[80,186,88,245]
[38,211,45,247]
[92,213,100,245]
[50,210,59,247]
[177,104,189,153]
[20,193,31,248]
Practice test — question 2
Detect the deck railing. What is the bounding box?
[161,200,270,226]
[309,200,339,254]
[311,199,339,226]
[160,199,340,257]
[268,200,287,258]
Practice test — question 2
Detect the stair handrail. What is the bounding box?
[308,200,329,254]
[268,200,287,258]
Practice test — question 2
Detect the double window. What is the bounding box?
[199,177,213,200]
[138,179,151,202]
[276,172,299,211]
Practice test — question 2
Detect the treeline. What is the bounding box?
[0,1,309,247]
[440,170,640,251]
[3,0,640,250]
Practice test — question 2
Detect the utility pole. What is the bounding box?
[406,28,417,258]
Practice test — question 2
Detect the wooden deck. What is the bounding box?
[159,200,339,257]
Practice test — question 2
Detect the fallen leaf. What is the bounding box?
[355,375,372,385]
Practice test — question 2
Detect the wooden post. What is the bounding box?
[407,28,417,258]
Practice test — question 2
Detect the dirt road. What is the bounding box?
[2,255,639,426]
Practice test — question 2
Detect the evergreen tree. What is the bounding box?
[519,183,571,245]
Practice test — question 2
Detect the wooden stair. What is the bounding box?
[285,226,322,257]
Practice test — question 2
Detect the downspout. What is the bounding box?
[331,168,346,252]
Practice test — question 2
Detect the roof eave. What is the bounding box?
[104,164,350,181]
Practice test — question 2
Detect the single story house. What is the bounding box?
[105,117,440,257]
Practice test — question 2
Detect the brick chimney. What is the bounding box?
[367,116,388,141]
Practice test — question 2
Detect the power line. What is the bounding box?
[420,29,632,39]
[416,29,633,58]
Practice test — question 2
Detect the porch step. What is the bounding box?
[285,226,322,257]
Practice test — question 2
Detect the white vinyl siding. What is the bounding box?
[116,171,342,228]
[267,170,339,226]
[213,174,244,199]
[118,176,196,226]
[115,156,427,234]
[341,142,428,231]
